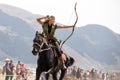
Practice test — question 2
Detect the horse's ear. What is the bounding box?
[36,31,39,36]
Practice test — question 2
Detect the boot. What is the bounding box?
[58,56,66,69]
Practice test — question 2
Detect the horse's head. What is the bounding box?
[32,31,46,55]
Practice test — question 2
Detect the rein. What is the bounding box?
[33,38,51,53]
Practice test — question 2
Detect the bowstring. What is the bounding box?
[60,2,77,49]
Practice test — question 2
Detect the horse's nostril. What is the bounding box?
[32,50,33,53]
[32,50,37,55]
[32,50,34,53]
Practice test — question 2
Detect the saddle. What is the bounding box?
[47,39,67,70]
[47,40,66,61]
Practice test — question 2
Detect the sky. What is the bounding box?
[0,0,120,34]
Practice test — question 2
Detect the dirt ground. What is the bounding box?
[0,74,35,80]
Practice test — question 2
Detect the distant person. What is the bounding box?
[21,64,26,73]
[9,60,15,80]
[91,68,95,79]
[71,66,76,77]
[102,73,107,80]
[76,68,81,79]
[16,61,22,80]
[16,61,21,75]
[21,63,27,79]
[2,59,13,80]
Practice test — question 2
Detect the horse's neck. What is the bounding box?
[39,47,54,64]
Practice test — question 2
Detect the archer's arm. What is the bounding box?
[36,16,48,26]
[57,24,74,29]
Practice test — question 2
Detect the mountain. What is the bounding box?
[0,4,120,70]
[64,25,120,65]
[0,5,36,63]
[63,45,103,70]
[0,4,42,30]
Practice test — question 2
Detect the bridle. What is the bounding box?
[33,36,51,54]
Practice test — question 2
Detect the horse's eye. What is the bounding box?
[36,37,39,40]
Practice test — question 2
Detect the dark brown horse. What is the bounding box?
[32,31,74,80]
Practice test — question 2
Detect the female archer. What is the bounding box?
[36,15,74,69]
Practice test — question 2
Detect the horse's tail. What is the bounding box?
[66,56,75,67]
[69,57,75,66]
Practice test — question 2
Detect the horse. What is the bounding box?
[32,31,74,80]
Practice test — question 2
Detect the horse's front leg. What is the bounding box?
[59,69,67,80]
[35,66,42,80]
[35,58,43,80]
[45,73,50,80]
[52,71,58,80]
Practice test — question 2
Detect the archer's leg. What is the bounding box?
[54,41,66,69]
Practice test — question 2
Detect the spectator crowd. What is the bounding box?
[65,66,120,80]
[0,59,120,80]
[1,58,27,80]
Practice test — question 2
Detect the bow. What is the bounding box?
[60,2,78,48]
